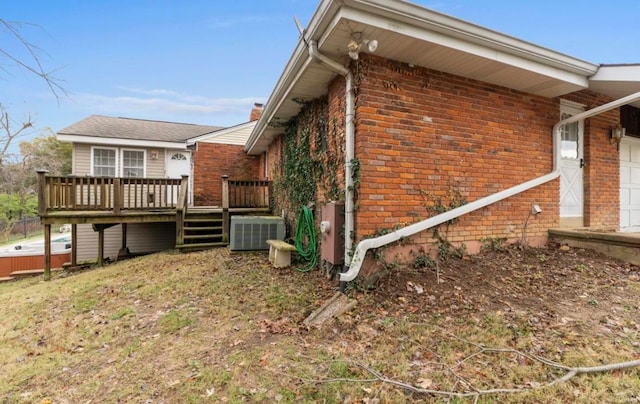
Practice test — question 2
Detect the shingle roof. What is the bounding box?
[57,115,224,143]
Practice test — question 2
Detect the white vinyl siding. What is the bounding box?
[76,222,176,261]
[73,143,92,175]
[72,144,182,179]
[195,121,255,145]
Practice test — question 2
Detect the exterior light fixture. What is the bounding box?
[531,204,542,215]
[347,32,378,60]
[610,125,626,144]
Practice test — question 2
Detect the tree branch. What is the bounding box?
[0,18,67,101]
[280,353,640,400]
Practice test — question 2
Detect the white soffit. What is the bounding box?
[318,7,594,97]
[590,65,640,108]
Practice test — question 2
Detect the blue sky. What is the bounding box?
[2,0,639,154]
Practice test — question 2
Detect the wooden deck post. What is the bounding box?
[44,224,51,281]
[121,223,127,249]
[222,175,230,243]
[71,224,77,266]
[113,178,121,214]
[175,175,189,247]
[97,228,104,267]
[37,170,49,217]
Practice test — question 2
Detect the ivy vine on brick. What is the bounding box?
[272,96,344,216]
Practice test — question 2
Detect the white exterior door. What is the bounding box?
[619,137,640,232]
[559,104,584,226]
[166,151,191,204]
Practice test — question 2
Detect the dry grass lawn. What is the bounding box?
[0,245,639,403]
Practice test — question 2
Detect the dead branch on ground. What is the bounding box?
[280,349,640,401]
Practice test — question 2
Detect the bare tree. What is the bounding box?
[0,18,66,100]
[0,103,35,169]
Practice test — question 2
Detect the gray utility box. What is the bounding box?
[229,216,285,251]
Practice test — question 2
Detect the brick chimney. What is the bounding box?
[250,103,264,121]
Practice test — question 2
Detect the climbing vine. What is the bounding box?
[272,96,345,218]
[422,182,468,261]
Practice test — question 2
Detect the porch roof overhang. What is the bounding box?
[245,0,599,155]
[589,64,640,108]
[56,134,188,150]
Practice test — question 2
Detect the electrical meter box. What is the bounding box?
[320,201,345,265]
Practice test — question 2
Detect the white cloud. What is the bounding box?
[69,87,264,124]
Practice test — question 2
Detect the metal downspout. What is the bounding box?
[308,40,355,270]
[339,90,640,282]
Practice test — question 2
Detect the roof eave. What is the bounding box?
[57,134,188,150]
[246,0,600,155]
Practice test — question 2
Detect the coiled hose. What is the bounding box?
[294,206,317,272]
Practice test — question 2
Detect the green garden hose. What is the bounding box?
[294,206,317,272]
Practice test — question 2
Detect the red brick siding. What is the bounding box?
[266,135,283,180]
[272,54,622,256]
[353,55,561,247]
[192,142,260,206]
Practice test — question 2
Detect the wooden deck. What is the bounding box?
[37,171,273,278]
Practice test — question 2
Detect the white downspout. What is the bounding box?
[308,40,355,268]
[340,90,640,282]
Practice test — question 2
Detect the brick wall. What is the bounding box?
[271,54,622,257]
[192,142,260,206]
[353,55,562,250]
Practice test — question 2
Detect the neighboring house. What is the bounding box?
[55,104,263,261]
[244,0,640,282]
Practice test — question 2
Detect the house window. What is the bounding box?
[560,112,579,159]
[122,150,145,177]
[92,147,116,177]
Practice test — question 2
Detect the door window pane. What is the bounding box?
[560,113,579,159]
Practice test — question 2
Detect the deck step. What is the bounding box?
[0,276,16,283]
[184,226,223,232]
[183,234,224,240]
[10,268,64,277]
[178,209,227,251]
[175,242,228,252]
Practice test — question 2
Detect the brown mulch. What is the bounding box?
[358,244,640,337]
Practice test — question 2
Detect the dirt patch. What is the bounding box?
[362,244,640,338]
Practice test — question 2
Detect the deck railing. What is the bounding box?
[227,179,272,209]
[37,171,184,215]
[37,171,273,217]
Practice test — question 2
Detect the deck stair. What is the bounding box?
[176,208,227,252]
[9,268,64,279]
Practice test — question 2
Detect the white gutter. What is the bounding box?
[308,40,356,266]
[56,134,188,150]
[340,90,640,282]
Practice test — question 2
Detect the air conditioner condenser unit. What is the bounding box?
[229,216,285,251]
